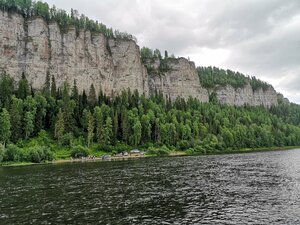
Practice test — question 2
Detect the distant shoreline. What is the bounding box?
[1,146,300,168]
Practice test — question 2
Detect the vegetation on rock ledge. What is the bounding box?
[197,66,271,91]
[0,0,136,40]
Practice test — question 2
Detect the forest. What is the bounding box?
[1,1,300,165]
[1,72,300,164]
[197,66,271,91]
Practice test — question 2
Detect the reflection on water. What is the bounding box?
[1,149,300,224]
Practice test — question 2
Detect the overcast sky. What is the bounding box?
[46,0,300,103]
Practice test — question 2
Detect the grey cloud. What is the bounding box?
[46,0,300,103]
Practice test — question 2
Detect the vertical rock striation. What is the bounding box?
[148,57,209,102]
[0,10,281,106]
[0,11,148,96]
[214,83,278,107]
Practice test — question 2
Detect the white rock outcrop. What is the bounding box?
[0,10,280,107]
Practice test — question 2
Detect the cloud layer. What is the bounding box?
[46,0,300,103]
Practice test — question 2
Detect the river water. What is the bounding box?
[1,149,300,224]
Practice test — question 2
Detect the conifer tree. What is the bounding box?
[87,111,94,147]
[88,84,97,107]
[17,72,30,100]
[43,71,51,98]
[55,109,65,142]
[0,108,11,146]
[50,75,57,98]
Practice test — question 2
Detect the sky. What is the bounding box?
[46,0,300,103]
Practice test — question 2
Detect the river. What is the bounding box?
[1,149,300,224]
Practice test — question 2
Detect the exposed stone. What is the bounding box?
[148,58,209,102]
[214,83,278,107]
[0,11,148,96]
[0,10,281,107]
[0,11,25,78]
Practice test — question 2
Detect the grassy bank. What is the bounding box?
[1,145,300,167]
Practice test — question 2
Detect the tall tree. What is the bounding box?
[24,112,34,139]
[9,96,23,142]
[55,109,65,142]
[50,75,57,98]
[0,108,11,146]
[88,83,97,107]
[87,111,94,147]
[42,71,51,98]
[17,72,30,100]
[103,116,113,146]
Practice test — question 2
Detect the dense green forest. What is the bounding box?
[0,0,136,40]
[1,72,300,164]
[197,66,271,91]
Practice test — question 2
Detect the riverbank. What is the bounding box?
[1,146,300,167]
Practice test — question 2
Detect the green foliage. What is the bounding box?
[0,108,11,146]
[147,146,169,156]
[4,144,22,162]
[71,145,89,158]
[17,73,30,100]
[0,144,4,162]
[140,47,172,74]
[0,73,300,164]
[197,66,271,91]
[24,146,54,163]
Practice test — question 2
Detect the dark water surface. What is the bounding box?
[1,149,300,224]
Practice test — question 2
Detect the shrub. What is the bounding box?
[177,140,192,150]
[4,144,22,162]
[26,147,43,163]
[24,146,54,163]
[157,149,169,156]
[186,148,195,155]
[71,145,89,158]
[146,147,169,156]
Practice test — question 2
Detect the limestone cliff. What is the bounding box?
[0,11,148,96]
[0,10,281,107]
[148,58,209,102]
[213,84,278,107]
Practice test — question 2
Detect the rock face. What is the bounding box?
[0,10,280,106]
[148,58,209,102]
[0,11,148,96]
[214,84,278,107]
